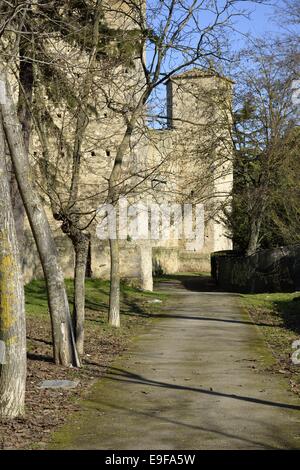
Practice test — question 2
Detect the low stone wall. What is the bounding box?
[153,247,211,275]
[22,230,75,284]
[22,231,143,284]
[211,245,300,293]
[23,230,212,285]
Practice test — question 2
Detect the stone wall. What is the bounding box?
[153,247,211,275]
[22,229,75,284]
[211,246,300,293]
[23,229,212,285]
[22,230,144,282]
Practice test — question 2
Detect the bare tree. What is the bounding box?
[47,0,103,355]
[0,71,80,367]
[282,0,300,27]
[0,114,26,419]
[0,1,91,365]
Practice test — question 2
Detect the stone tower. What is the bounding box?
[149,69,233,273]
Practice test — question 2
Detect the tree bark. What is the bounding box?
[0,115,26,419]
[107,122,136,328]
[10,30,34,260]
[246,192,269,257]
[108,238,121,328]
[0,71,80,367]
[73,235,89,355]
[246,215,263,256]
[32,12,100,353]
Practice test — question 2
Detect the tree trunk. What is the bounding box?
[109,238,120,328]
[246,216,262,256]
[0,71,80,367]
[106,114,141,328]
[10,33,34,261]
[0,115,26,419]
[73,236,89,356]
[18,45,33,155]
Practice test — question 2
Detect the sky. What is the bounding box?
[147,0,299,127]
[235,1,280,36]
[230,0,298,46]
[148,1,296,73]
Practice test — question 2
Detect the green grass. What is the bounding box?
[25,278,166,319]
[241,291,300,335]
[241,291,300,393]
[25,277,168,364]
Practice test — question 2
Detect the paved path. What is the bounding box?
[51,279,300,449]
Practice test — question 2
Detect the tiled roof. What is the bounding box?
[167,67,234,83]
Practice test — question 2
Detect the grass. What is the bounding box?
[25,278,166,320]
[241,291,300,394]
[24,277,169,364]
[25,277,168,369]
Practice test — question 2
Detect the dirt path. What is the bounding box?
[50,278,300,450]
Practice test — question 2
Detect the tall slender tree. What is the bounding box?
[0,71,80,367]
[0,114,26,418]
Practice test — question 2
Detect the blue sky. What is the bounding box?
[235,1,280,36]
[147,1,299,126]
[231,0,299,43]
[148,1,295,72]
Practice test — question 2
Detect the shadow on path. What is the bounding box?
[156,274,218,292]
[89,400,280,449]
[99,365,300,412]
